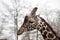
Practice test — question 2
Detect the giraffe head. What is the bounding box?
[17,7,38,35]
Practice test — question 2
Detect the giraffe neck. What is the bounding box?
[36,17,59,40]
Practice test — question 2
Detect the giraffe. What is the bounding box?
[17,7,60,40]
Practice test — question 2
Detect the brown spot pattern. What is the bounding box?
[48,33,54,38]
[43,31,47,39]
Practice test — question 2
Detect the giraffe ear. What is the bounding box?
[30,7,38,17]
[24,16,28,23]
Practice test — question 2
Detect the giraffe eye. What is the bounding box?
[29,21,33,23]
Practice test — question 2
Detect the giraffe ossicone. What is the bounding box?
[17,7,60,40]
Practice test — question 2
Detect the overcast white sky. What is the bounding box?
[19,0,60,10]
